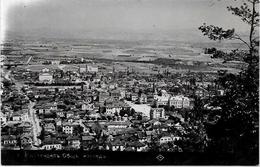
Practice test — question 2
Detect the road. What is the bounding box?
[28,101,41,146]
[5,68,41,147]
[26,56,33,65]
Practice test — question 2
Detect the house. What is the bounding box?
[195,87,208,97]
[137,132,147,143]
[154,96,169,107]
[159,136,173,144]
[110,90,121,100]
[18,121,32,133]
[169,95,190,109]
[62,123,74,134]
[154,90,171,107]
[98,91,110,103]
[44,122,56,134]
[159,135,181,145]
[1,135,17,148]
[87,64,98,73]
[108,83,117,89]
[79,64,87,73]
[107,121,130,133]
[66,111,74,118]
[107,140,125,151]
[11,112,22,122]
[118,88,126,99]
[125,92,132,100]
[150,108,166,119]
[52,60,60,65]
[39,68,53,83]
[82,135,96,150]
[36,103,57,115]
[82,103,94,111]
[11,110,29,122]
[127,141,147,152]
[145,131,156,142]
[87,110,100,119]
[20,133,33,147]
[104,101,130,116]
[41,139,62,150]
[165,119,176,127]
[56,110,65,118]
[56,133,69,145]
[131,93,138,102]
[67,136,81,149]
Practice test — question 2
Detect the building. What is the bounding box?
[131,93,138,102]
[1,135,17,148]
[20,133,33,147]
[107,121,130,133]
[159,135,181,145]
[44,122,56,134]
[154,90,170,107]
[51,60,60,65]
[104,101,130,116]
[138,93,147,104]
[39,68,53,83]
[106,140,125,151]
[62,123,74,134]
[67,136,81,149]
[159,136,173,144]
[110,89,121,101]
[87,64,98,73]
[169,95,190,109]
[150,108,165,119]
[41,139,62,150]
[98,91,110,103]
[79,64,87,73]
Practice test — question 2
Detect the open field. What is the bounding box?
[3,39,245,74]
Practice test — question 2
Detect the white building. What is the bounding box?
[150,108,165,119]
[169,95,190,109]
[42,143,62,150]
[51,60,60,65]
[87,65,98,73]
[159,136,173,144]
[39,69,53,83]
[154,90,171,107]
[159,135,181,145]
[62,124,74,134]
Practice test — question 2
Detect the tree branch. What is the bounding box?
[231,34,251,49]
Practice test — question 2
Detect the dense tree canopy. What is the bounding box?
[199,0,259,154]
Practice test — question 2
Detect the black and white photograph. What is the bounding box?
[0,0,259,165]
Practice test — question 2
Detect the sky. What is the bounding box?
[1,0,252,41]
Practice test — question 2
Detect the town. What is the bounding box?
[1,44,225,152]
[1,0,259,165]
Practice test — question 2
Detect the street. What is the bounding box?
[4,69,41,147]
[28,101,41,146]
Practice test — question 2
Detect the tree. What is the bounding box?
[199,0,259,154]
[92,121,103,138]
[192,96,204,120]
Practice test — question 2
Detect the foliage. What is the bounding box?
[199,0,259,154]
